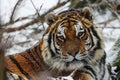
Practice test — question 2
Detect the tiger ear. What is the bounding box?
[45,13,57,25]
[81,7,93,21]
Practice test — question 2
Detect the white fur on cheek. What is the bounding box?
[50,38,56,53]
[41,33,51,61]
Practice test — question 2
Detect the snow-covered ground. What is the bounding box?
[1,0,120,64]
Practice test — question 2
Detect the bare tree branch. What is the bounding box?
[97,26,120,29]
[97,17,116,25]
[3,18,39,32]
[15,40,31,45]
[2,0,70,33]
[30,0,40,17]
[69,0,81,8]
[105,0,120,21]
[10,0,24,23]
[1,14,36,27]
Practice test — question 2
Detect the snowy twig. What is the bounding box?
[15,40,31,45]
[30,0,41,17]
[2,0,70,33]
[1,14,36,27]
[97,27,120,29]
[10,0,23,23]
[97,17,116,25]
[105,0,120,22]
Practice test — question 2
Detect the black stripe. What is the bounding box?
[88,46,100,59]
[100,52,106,64]
[88,28,95,48]
[91,27,101,40]
[81,59,88,64]
[94,41,101,51]
[65,62,70,67]
[53,33,60,54]
[34,46,41,56]
[8,72,16,80]
[88,27,102,58]
[26,49,41,67]
[91,27,101,50]
[89,41,101,59]
[48,32,56,57]
[60,19,78,25]
[8,55,32,79]
[68,19,71,29]
[18,76,23,80]
[33,45,42,61]
[20,54,38,74]
[100,64,105,80]
[84,66,98,80]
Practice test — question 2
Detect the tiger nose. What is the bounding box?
[67,50,79,57]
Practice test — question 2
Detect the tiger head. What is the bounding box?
[41,7,105,71]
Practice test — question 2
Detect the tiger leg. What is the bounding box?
[47,72,93,80]
[47,69,94,80]
[78,73,94,80]
[72,71,94,80]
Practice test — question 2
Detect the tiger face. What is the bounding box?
[55,20,90,59]
[41,7,104,70]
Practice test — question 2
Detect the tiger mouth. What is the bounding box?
[61,52,88,63]
[62,57,80,63]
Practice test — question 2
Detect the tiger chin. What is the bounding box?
[5,7,111,80]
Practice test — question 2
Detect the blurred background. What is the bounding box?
[0,0,120,79]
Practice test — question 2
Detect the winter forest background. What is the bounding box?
[0,0,120,80]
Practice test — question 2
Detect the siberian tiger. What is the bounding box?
[5,7,111,80]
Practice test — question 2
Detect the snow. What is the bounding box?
[1,0,120,71]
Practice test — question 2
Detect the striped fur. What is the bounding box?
[7,72,24,80]
[5,7,111,80]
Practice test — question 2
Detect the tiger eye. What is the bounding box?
[57,35,65,41]
[78,32,84,38]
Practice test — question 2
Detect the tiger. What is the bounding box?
[5,7,111,80]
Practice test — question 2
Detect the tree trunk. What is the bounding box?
[0,31,6,80]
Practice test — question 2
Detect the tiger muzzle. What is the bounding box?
[67,50,80,57]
